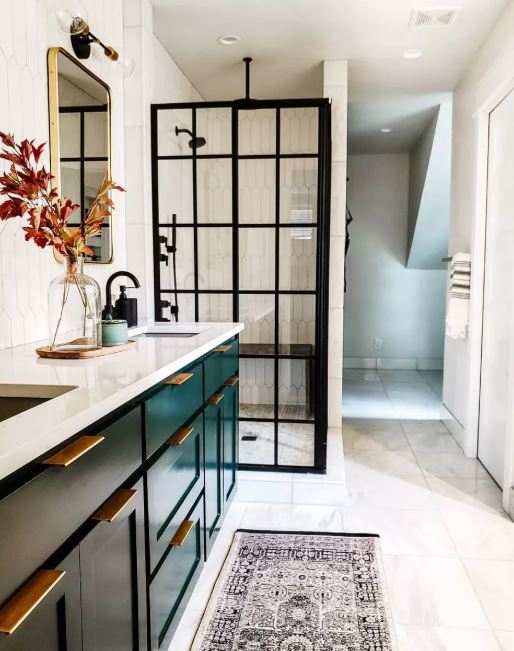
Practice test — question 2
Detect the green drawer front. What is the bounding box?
[147,414,204,572]
[145,362,203,457]
[204,338,239,399]
[150,494,204,649]
[223,382,239,505]
[0,406,142,606]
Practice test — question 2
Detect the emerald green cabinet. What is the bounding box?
[204,399,223,558]
[222,381,239,507]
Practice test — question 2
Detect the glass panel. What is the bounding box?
[279,295,315,355]
[197,159,232,223]
[239,421,274,465]
[157,108,192,156]
[280,158,318,224]
[238,109,276,155]
[196,107,231,155]
[60,161,81,216]
[198,293,233,321]
[84,160,108,208]
[239,228,275,291]
[59,112,80,157]
[279,227,317,291]
[162,292,195,322]
[84,110,108,158]
[240,358,275,419]
[280,107,318,154]
[198,227,232,290]
[239,294,275,350]
[159,227,195,290]
[277,423,314,466]
[158,160,193,224]
[238,159,275,224]
[278,359,314,420]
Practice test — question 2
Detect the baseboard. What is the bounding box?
[343,357,444,371]
[442,404,467,452]
[509,487,514,522]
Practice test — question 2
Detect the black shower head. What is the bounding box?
[175,126,206,149]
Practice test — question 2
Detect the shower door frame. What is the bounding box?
[151,98,331,473]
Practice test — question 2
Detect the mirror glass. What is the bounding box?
[48,49,112,262]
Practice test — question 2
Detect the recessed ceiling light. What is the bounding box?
[218,35,240,45]
[403,48,423,59]
[380,128,393,134]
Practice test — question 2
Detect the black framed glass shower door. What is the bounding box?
[151,99,331,472]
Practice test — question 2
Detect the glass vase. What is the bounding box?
[48,256,102,352]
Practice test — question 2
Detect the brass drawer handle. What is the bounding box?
[166,372,194,386]
[42,435,105,467]
[208,392,225,405]
[0,569,65,635]
[214,344,232,353]
[170,520,195,546]
[225,376,239,386]
[92,488,137,522]
[167,425,194,446]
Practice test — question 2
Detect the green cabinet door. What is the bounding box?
[204,400,223,558]
[222,382,238,507]
[0,549,81,651]
[79,479,147,651]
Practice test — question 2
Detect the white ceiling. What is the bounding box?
[152,0,509,152]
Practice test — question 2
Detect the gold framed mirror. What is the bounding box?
[48,47,113,263]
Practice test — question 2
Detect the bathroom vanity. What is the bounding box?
[0,322,242,650]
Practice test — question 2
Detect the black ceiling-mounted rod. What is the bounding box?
[243,57,252,99]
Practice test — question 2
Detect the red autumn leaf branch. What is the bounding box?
[0,131,124,259]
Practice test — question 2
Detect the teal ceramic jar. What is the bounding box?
[101,317,128,347]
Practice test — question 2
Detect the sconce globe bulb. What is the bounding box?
[55,1,88,35]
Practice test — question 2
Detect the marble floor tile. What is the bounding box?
[415,451,490,480]
[378,370,429,384]
[168,608,202,650]
[345,448,425,480]
[427,477,504,515]
[496,631,514,650]
[395,625,501,651]
[343,426,410,452]
[347,470,435,510]
[464,559,514,631]
[404,429,461,453]
[343,417,403,432]
[383,555,490,629]
[401,419,451,434]
[240,502,344,532]
[440,508,514,560]
[343,507,457,557]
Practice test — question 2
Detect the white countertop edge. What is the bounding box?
[0,322,244,482]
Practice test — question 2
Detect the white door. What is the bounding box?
[478,89,514,486]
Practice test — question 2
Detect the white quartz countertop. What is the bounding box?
[0,322,244,481]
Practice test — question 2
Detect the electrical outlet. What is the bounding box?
[374,338,382,350]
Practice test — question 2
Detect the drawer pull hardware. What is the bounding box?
[225,376,239,386]
[208,392,225,405]
[92,489,137,522]
[166,372,194,386]
[42,435,105,467]
[170,520,195,546]
[214,344,232,353]
[0,569,65,635]
[167,425,194,446]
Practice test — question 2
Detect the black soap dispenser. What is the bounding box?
[114,286,138,327]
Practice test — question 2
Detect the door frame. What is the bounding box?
[468,74,514,511]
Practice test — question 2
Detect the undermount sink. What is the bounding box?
[136,332,199,338]
[0,384,77,423]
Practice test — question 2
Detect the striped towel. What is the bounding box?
[446,253,471,339]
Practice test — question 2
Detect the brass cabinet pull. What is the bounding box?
[214,344,232,353]
[225,376,239,386]
[42,435,104,467]
[92,489,137,522]
[167,425,194,446]
[0,569,65,635]
[170,520,195,546]
[207,392,225,405]
[166,372,194,386]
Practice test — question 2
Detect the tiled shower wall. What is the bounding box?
[0,0,128,350]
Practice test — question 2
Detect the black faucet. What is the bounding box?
[103,271,141,321]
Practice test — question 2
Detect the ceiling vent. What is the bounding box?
[410,6,462,27]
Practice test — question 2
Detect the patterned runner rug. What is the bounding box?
[192,529,397,650]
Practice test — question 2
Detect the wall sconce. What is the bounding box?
[55,2,135,77]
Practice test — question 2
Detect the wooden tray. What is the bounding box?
[36,340,136,359]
